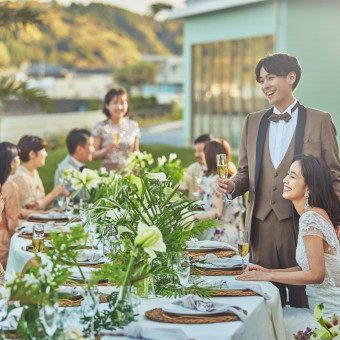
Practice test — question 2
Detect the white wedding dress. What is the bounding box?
[283,211,340,339]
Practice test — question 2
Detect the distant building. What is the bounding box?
[26,63,114,100]
[139,55,183,105]
[170,0,340,146]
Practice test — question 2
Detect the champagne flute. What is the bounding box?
[32,224,44,253]
[238,230,249,273]
[113,132,120,144]
[216,153,232,202]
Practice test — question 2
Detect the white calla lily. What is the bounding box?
[134,222,166,260]
[146,172,167,182]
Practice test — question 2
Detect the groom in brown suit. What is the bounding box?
[218,53,340,307]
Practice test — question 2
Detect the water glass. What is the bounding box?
[82,286,99,340]
[39,302,59,339]
[176,252,190,287]
[33,224,44,252]
[102,235,116,256]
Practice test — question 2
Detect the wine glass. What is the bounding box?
[39,302,59,339]
[216,153,232,202]
[57,194,65,211]
[192,170,203,197]
[82,286,99,340]
[238,230,249,273]
[65,197,74,218]
[176,252,190,287]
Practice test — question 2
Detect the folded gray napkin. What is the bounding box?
[172,294,215,312]
[100,322,190,340]
[172,294,246,320]
[185,238,237,252]
[76,250,103,262]
[202,254,245,268]
[58,286,85,298]
[69,266,97,281]
[0,307,22,329]
[205,279,271,300]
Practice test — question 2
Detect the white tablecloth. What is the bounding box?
[6,232,287,340]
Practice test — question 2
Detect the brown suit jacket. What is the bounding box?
[232,104,340,230]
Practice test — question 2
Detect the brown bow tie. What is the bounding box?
[268,112,291,123]
[268,102,299,123]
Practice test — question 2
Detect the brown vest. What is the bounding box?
[254,127,295,221]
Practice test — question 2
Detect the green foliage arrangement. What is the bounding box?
[294,303,340,340]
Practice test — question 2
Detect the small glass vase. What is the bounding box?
[114,285,135,326]
[142,277,155,299]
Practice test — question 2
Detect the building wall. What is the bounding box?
[281,0,340,135]
[182,1,275,145]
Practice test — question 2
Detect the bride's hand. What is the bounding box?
[245,265,270,272]
[236,270,271,282]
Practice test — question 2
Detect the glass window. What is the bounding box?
[191,35,274,148]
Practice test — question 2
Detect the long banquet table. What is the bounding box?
[6,230,287,340]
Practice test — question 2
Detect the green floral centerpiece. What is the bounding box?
[1,226,88,339]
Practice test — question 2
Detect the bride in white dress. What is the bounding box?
[237,155,340,339]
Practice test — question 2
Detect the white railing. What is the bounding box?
[0,110,103,143]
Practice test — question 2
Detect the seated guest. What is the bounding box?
[180,134,213,200]
[195,139,244,246]
[0,142,21,268]
[54,129,95,202]
[237,155,340,338]
[12,135,67,210]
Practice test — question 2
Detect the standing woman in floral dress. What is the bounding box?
[92,88,141,172]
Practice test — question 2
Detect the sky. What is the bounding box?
[41,0,186,15]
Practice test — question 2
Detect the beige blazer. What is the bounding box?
[232,104,340,230]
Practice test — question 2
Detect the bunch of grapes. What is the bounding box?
[293,327,313,340]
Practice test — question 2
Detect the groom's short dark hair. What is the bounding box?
[67,129,91,155]
[255,53,302,90]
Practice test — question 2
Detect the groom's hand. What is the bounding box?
[217,177,235,196]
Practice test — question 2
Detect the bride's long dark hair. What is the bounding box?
[293,155,340,228]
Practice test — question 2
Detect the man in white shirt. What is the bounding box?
[217,53,340,308]
[54,129,95,202]
[181,134,213,200]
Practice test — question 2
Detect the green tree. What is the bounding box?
[149,3,173,18]
[0,1,53,112]
[114,61,157,92]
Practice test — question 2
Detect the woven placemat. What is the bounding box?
[192,268,243,276]
[188,250,236,259]
[58,292,108,307]
[63,280,110,287]
[27,217,69,223]
[212,289,258,297]
[145,308,241,324]
[18,233,50,240]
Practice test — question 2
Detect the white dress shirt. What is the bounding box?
[70,155,84,170]
[269,99,298,169]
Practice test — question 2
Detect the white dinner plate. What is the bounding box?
[162,302,231,316]
[186,247,231,253]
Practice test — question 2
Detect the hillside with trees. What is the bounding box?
[0,1,182,70]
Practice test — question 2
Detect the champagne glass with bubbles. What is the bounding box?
[216,154,231,202]
[238,230,249,273]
